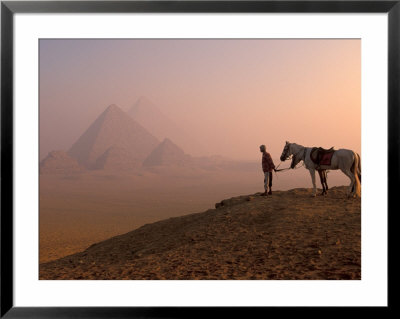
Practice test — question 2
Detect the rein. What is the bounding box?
[275,147,306,173]
[274,162,291,172]
[275,161,305,172]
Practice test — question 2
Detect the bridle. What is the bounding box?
[276,144,305,172]
[280,143,291,161]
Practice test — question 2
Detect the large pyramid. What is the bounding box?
[68,104,159,168]
[128,97,206,156]
[94,146,141,170]
[143,138,192,167]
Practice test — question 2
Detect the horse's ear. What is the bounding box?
[286,141,289,144]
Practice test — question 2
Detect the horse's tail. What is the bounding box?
[351,152,361,197]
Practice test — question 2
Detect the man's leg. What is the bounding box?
[268,172,273,194]
[262,172,269,195]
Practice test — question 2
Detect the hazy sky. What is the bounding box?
[40,39,360,161]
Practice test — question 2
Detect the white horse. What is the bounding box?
[280,141,361,197]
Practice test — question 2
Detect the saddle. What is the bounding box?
[310,147,335,166]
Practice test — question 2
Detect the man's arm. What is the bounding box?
[267,153,275,170]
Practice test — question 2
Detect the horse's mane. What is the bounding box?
[290,142,305,149]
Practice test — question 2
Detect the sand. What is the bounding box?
[39,186,360,280]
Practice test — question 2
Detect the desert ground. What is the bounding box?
[40,175,360,280]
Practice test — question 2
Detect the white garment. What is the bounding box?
[264,172,272,191]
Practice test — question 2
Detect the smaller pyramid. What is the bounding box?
[143,138,192,167]
[95,146,141,170]
[40,150,84,174]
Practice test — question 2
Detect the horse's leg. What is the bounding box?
[320,170,327,195]
[317,170,325,195]
[309,169,317,197]
[341,168,355,197]
[323,171,328,193]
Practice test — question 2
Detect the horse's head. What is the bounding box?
[280,141,291,161]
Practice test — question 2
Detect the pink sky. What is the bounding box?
[40,39,360,161]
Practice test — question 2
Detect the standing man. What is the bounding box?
[260,145,276,196]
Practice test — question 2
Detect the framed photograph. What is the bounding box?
[1,0,396,317]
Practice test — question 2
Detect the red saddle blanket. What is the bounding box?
[310,147,335,166]
[319,152,334,166]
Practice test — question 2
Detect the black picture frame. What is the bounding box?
[1,0,396,317]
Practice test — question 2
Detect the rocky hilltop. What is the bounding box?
[39,186,361,280]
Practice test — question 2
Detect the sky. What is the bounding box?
[40,39,360,161]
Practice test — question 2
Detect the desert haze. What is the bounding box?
[40,39,360,279]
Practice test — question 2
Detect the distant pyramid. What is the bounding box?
[68,104,159,168]
[128,97,206,156]
[40,150,84,174]
[95,146,141,170]
[143,138,192,167]
[128,97,173,140]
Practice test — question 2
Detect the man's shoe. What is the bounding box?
[260,191,268,196]
[268,190,272,195]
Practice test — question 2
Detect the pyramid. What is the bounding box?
[68,104,159,168]
[40,150,84,174]
[95,146,141,170]
[128,97,206,156]
[128,96,177,141]
[143,138,192,167]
